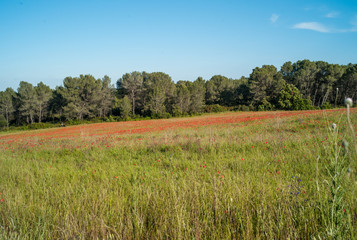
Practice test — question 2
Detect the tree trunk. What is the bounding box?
[132,91,135,116]
[312,88,318,106]
[39,105,42,123]
[5,108,9,128]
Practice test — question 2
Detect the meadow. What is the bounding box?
[0,109,356,239]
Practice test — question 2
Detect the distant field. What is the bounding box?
[0,109,356,239]
[0,109,349,141]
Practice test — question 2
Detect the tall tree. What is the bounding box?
[34,82,52,122]
[188,77,206,113]
[292,60,318,102]
[175,81,191,115]
[58,75,102,120]
[249,65,285,110]
[117,72,143,116]
[18,81,37,124]
[335,64,357,104]
[143,72,175,116]
[115,96,132,119]
[97,75,114,117]
[48,87,66,121]
[233,77,251,106]
[205,75,232,105]
[0,88,16,127]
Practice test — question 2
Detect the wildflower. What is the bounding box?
[0,199,3,202]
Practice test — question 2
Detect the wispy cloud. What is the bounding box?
[293,22,330,33]
[338,16,357,32]
[270,14,279,23]
[351,15,357,31]
[325,11,339,18]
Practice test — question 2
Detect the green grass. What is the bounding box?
[0,110,356,239]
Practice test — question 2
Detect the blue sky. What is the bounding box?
[0,0,356,91]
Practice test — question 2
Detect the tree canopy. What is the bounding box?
[1,59,356,127]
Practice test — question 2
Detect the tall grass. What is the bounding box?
[0,110,356,239]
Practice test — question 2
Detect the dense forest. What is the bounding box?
[0,59,356,128]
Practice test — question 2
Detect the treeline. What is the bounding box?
[0,59,356,128]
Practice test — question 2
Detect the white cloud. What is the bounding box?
[325,12,339,18]
[293,22,330,33]
[270,14,279,23]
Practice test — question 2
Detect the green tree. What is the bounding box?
[115,96,132,119]
[34,82,52,122]
[58,75,102,120]
[0,88,16,127]
[18,81,37,124]
[291,60,318,102]
[205,75,232,105]
[335,64,357,104]
[188,77,206,113]
[249,65,285,110]
[146,87,166,117]
[233,77,251,106]
[143,72,175,116]
[98,75,114,117]
[0,115,7,129]
[280,61,295,83]
[175,81,191,115]
[48,87,66,121]
[117,72,143,116]
[276,82,312,110]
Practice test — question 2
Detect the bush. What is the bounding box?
[237,105,250,112]
[0,115,7,129]
[321,102,332,109]
[27,122,55,130]
[204,104,228,113]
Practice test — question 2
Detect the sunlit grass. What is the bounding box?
[0,110,356,239]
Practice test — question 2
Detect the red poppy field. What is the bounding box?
[0,108,350,144]
[0,109,356,239]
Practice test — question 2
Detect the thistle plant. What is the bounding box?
[323,122,349,239]
[320,98,354,239]
[345,98,357,156]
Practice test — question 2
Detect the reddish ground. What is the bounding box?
[0,109,352,143]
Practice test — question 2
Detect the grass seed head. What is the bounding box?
[345,98,353,107]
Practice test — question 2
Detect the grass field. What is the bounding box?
[0,109,356,239]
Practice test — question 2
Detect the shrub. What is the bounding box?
[0,115,7,129]
[321,102,332,109]
[204,104,228,113]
